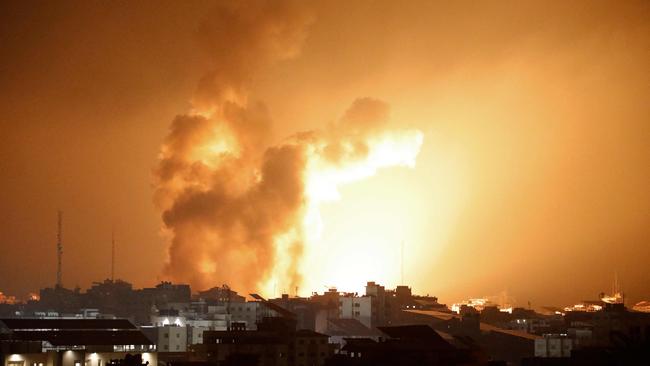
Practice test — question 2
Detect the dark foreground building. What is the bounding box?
[0,318,157,366]
[199,317,333,366]
[324,325,480,366]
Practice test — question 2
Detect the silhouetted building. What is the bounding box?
[269,295,324,332]
[326,325,475,366]
[196,288,244,304]
[200,317,332,366]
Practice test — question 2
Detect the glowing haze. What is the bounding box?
[0,0,648,307]
[153,1,423,296]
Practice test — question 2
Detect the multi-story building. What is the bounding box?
[270,295,326,332]
[365,282,387,327]
[35,281,192,326]
[229,301,261,330]
[186,318,229,345]
[534,334,573,358]
[339,296,372,329]
[154,325,187,353]
[201,317,332,366]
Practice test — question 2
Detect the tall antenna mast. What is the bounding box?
[56,211,63,288]
[401,240,405,285]
[111,228,115,282]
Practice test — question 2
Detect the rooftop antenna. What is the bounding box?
[111,227,115,282]
[56,211,63,288]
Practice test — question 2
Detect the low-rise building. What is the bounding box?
[0,318,157,366]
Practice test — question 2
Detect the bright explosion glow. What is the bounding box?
[262,129,424,296]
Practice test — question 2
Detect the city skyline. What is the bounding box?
[1,0,649,308]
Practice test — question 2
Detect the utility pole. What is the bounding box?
[56,211,63,288]
[111,228,115,282]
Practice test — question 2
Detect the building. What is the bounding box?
[141,283,191,306]
[150,309,186,328]
[195,287,245,304]
[229,302,260,330]
[338,297,371,329]
[270,295,326,332]
[324,319,381,348]
[33,281,192,326]
[534,334,572,358]
[200,317,333,366]
[0,318,156,366]
[328,325,475,366]
[155,326,187,353]
[186,319,229,345]
[364,283,386,327]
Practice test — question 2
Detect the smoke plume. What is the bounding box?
[154,0,423,294]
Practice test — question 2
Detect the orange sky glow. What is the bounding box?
[0,0,648,308]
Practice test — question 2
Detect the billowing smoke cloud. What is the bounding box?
[154,0,423,294]
[193,0,313,110]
